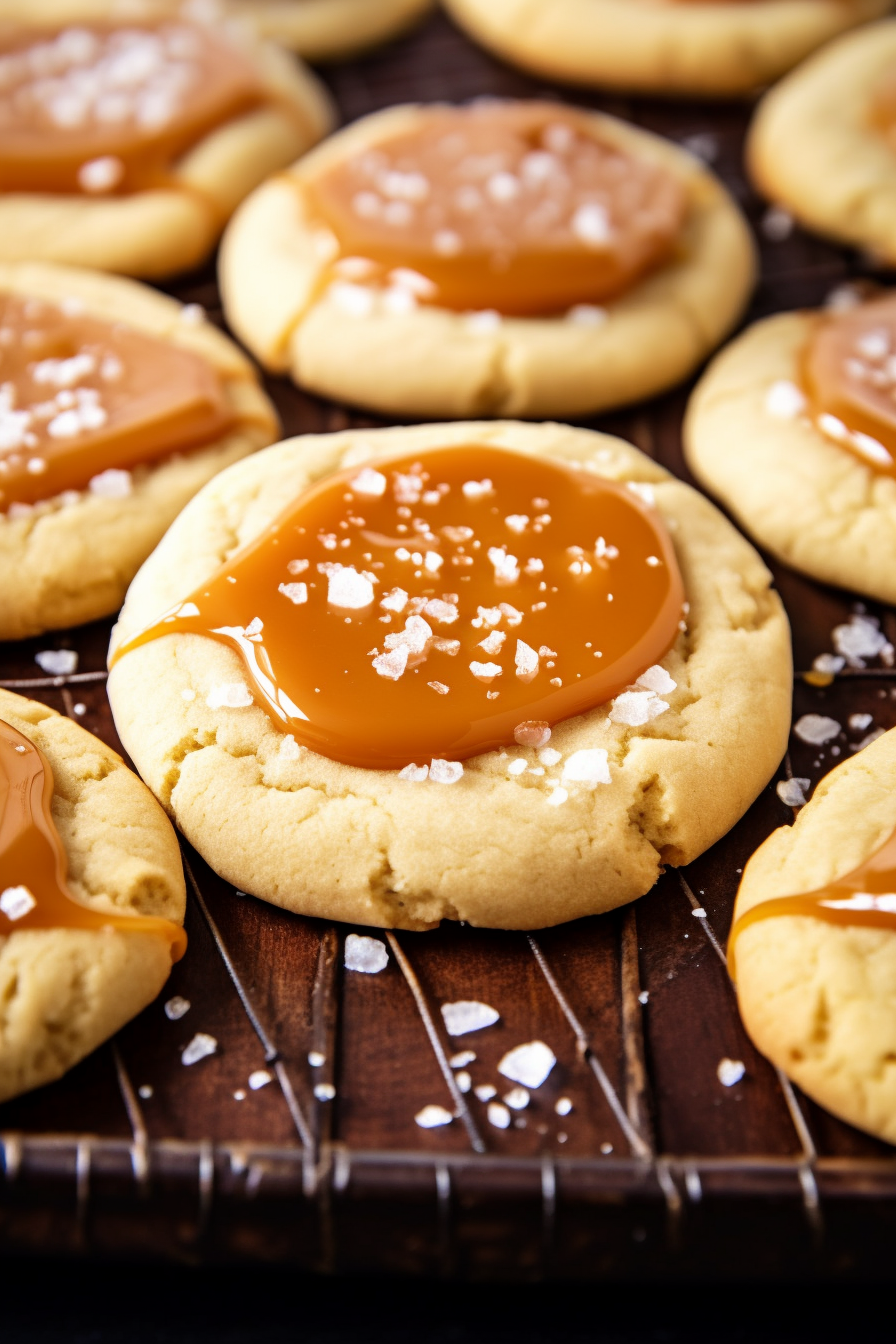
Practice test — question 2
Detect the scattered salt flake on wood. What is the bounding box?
[555,1097,573,1117]
[35,649,77,675]
[600,1142,613,1154]
[474,1084,497,1101]
[638,991,649,1006]
[234,1090,246,1101]
[717,1058,746,1087]
[503,1087,530,1110]
[562,748,610,786]
[793,714,840,745]
[138,1085,153,1100]
[635,665,676,695]
[248,1070,273,1090]
[441,1000,500,1036]
[429,758,463,784]
[813,653,845,675]
[456,1071,472,1093]
[344,933,388,974]
[181,1033,217,1066]
[164,995,190,1021]
[691,907,707,919]
[206,682,253,709]
[777,777,810,807]
[487,1102,511,1130]
[849,713,873,731]
[0,885,36,921]
[308,1051,326,1067]
[761,205,793,241]
[415,1104,453,1128]
[833,615,893,667]
[450,1051,476,1068]
[498,1040,556,1089]
[314,1083,336,1101]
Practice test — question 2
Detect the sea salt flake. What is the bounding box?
[635,665,676,695]
[488,1102,511,1130]
[456,1071,472,1093]
[474,1084,497,1101]
[78,154,124,193]
[849,713,873,731]
[765,380,806,419]
[287,559,309,575]
[427,681,449,696]
[380,587,409,614]
[503,1086,530,1110]
[462,478,494,500]
[315,1083,336,1101]
[562,748,610,787]
[777,777,810,807]
[373,646,409,680]
[761,206,793,241]
[498,1040,556,1089]
[470,660,502,684]
[638,991,649,1006]
[138,1085,153,1100]
[429,758,463,784]
[507,758,527,776]
[505,514,529,534]
[398,762,429,781]
[813,653,845,675]
[539,747,561,766]
[0,885,36,921]
[344,933,388,974]
[515,640,539,682]
[600,1142,613,1155]
[441,1000,500,1036]
[206,682,253,709]
[181,1033,217,1067]
[164,995,190,1020]
[546,786,568,807]
[385,614,432,655]
[555,1097,573,1116]
[326,564,375,610]
[415,1104,453,1129]
[249,1069,273,1090]
[350,466,387,497]
[488,546,520,584]
[833,615,891,667]
[450,1051,476,1068]
[423,598,457,624]
[691,907,707,919]
[35,649,78,676]
[609,690,668,727]
[478,630,506,656]
[717,1058,746,1087]
[278,581,308,605]
[793,714,840,746]
[572,201,612,247]
[308,1051,326,1067]
[279,734,300,760]
[179,303,205,326]
[513,720,550,749]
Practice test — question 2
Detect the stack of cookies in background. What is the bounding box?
[2,0,896,1266]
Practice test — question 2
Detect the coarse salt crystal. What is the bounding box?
[497,1040,556,1089]
[571,202,612,247]
[249,1069,273,1090]
[474,1084,497,1101]
[181,1033,217,1067]
[505,514,529,534]
[503,1087,530,1110]
[350,466,387,497]
[488,546,520,584]
[427,681,449,696]
[539,747,561,766]
[373,646,409,680]
[833,615,891,667]
[326,564,375,610]
[488,1102,511,1130]
[88,468,132,498]
[450,1051,476,1068]
[279,734,300,760]
[138,1085,153,1100]
[422,598,457,624]
[164,995,190,1020]
[793,714,840,746]
[315,1083,336,1101]
[441,1000,500,1036]
[470,660,502,684]
[415,1104,453,1129]
[777,777,810,808]
[0,885,36,921]
[35,649,78,676]
[717,1058,746,1087]
[635,665,676,695]
[478,630,506,656]
[638,990,649,1005]
[691,907,707,919]
[507,758,527,776]
[398,762,429,781]
[546,786,568,806]
[278,581,307,605]
[515,640,539,682]
[429,758,463,784]
[765,380,806,419]
[609,689,668,727]
[380,587,409,614]
[456,1071,472,1093]
[206,682,253,709]
[761,206,793,241]
[562,748,611,787]
[849,713,873,731]
[513,720,551,749]
[344,933,388,974]
[385,614,432,655]
[308,1051,326,1067]
[77,154,124,193]
[813,653,845,675]
[555,1097,573,1117]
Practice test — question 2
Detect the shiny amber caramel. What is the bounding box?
[729,825,896,981]
[802,293,896,475]
[0,22,263,196]
[306,102,688,318]
[112,444,685,770]
[0,293,236,509]
[0,717,186,957]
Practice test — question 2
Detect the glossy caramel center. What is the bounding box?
[306,103,689,318]
[0,717,185,956]
[0,22,264,195]
[0,293,236,509]
[112,444,685,770]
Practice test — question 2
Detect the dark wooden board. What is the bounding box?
[2,10,896,1280]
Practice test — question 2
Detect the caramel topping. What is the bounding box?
[729,826,896,981]
[112,444,685,771]
[0,293,236,509]
[0,717,186,957]
[0,23,264,196]
[870,66,896,149]
[802,293,896,475]
[306,103,689,318]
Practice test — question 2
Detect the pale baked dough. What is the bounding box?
[0,0,434,60]
[684,307,896,604]
[748,18,896,263]
[443,0,892,98]
[219,105,756,422]
[734,728,896,1145]
[0,689,186,1104]
[0,261,279,641]
[0,17,334,278]
[107,420,792,932]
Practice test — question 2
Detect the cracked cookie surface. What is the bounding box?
[0,688,186,1103]
[733,727,896,1145]
[108,421,791,931]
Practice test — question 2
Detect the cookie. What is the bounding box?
[0,261,279,640]
[442,0,892,98]
[684,292,896,604]
[219,100,755,421]
[0,688,186,1104]
[107,420,792,932]
[748,18,896,264]
[0,14,333,278]
[731,727,896,1145]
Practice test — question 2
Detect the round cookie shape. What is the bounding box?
[219,102,756,421]
[0,261,280,640]
[0,688,186,1104]
[0,15,334,278]
[107,420,792,932]
[748,18,896,264]
[683,297,896,604]
[442,0,893,99]
[732,728,896,1145]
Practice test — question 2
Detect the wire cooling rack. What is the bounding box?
[2,11,896,1279]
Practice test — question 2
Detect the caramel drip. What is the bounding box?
[728,827,896,981]
[111,444,685,770]
[305,102,688,318]
[0,293,236,509]
[802,292,896,476]
[0,717,186,958]
[0,22,264,197]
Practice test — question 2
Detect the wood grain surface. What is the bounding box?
[2,10,896,1281]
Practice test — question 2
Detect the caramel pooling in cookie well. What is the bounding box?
[0,717,186,957]
[0,293,237,508]
[0,22,264,197]
[112,444,685,769]
[306,103,689,318]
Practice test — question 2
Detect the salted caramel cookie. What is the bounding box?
[443,0,892,99]
[219,101,755,421]
[748,18,896,263]
[0,688,186,1104]
[0,261,279,640]
[731,728,896,1145]
[107,420,791,932]
[0,14,333,278]
[684,290,896,604]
